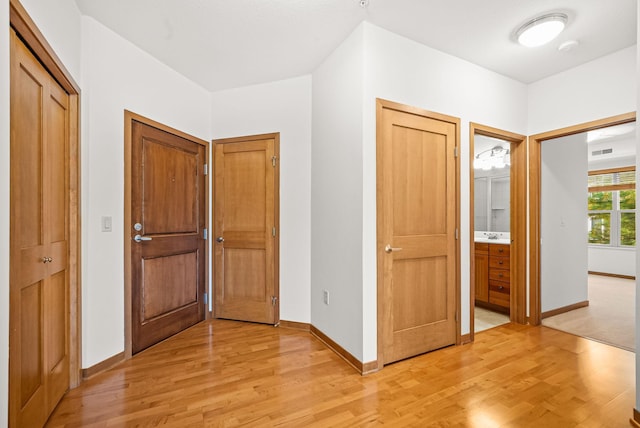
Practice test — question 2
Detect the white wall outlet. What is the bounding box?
[323,289,329,305]
[101,216,112,232]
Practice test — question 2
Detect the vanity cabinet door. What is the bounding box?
[474,243,489,303]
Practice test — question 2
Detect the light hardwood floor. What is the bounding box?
[46,320,634,427]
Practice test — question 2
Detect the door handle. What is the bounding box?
[133,234,152,243]
[384,244,403,253]
[216,236,224,243]
[42,257,52,263]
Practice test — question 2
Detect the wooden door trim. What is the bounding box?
[528,112,635,326]
[376,98,460,370]
[9,0,82,389]
[469,123,527,342]
[124,111,210,358]
[211,132,281,323]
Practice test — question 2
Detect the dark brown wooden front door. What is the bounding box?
[9,29,70,427]
[130,120,207,354]
[213,133,280,325]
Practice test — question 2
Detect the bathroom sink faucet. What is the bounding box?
[487,233,499,240]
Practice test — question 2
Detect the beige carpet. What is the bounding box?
[475,306,510,333]
[542,275,635,352]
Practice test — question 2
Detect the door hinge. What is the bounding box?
[203,228,208,240]
[454,147,458,157]
[271,296,278,306]
[455,228,459,240]
[272,156,277,167]
[272,227,277,237]
[204,292,208,305]
[203,164,208,176]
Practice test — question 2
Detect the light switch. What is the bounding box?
[101,216,112,232]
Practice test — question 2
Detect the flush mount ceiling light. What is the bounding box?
[587,123,636,143]
[516,13,568,47]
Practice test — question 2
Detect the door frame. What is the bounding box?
[211,132,281,324]
[9,0,82,388]
[124,111,210,358]
[528,112,636,326]
[469,123,527,341]
[376,98,460,370]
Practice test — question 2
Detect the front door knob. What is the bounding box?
[216,236,224,243]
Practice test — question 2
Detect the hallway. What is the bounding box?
[46,320,634,427]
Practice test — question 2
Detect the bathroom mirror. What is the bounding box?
[474,136,511,233]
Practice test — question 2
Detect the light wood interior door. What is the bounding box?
[130,120,207,354]
[377,100,459,365]
[9,29,70,427]
[213,134,280,324]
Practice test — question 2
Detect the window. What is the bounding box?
[588,167,635,247]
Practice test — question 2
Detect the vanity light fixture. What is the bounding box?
[516,13,568,47]
[474,146,510,170]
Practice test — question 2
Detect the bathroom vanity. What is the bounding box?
[475,241,510,313]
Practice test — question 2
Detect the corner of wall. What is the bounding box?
[360,23,379,363]
[311,22,366,361]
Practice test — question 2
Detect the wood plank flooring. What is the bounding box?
[46,320,635,427]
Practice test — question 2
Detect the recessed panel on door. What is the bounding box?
[142,140,198,235]
[142,252,198,321]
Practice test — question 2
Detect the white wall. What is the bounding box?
[211,76,312,323]
[589,155,636,171]
[528,46,636,135]
[588,247,635,277]
[540,134,589,312]
[81,17,212,367]
[361,23,528,361]
[311,24,365,360]
[18,0,82,82]
[1,2,9,424]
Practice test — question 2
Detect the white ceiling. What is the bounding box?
[74,0,637,92]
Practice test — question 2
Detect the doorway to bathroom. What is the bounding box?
[469,124,526,340]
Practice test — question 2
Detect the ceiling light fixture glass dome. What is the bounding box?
[516,13,568,47]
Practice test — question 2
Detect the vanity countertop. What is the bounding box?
[475,237,510,245]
